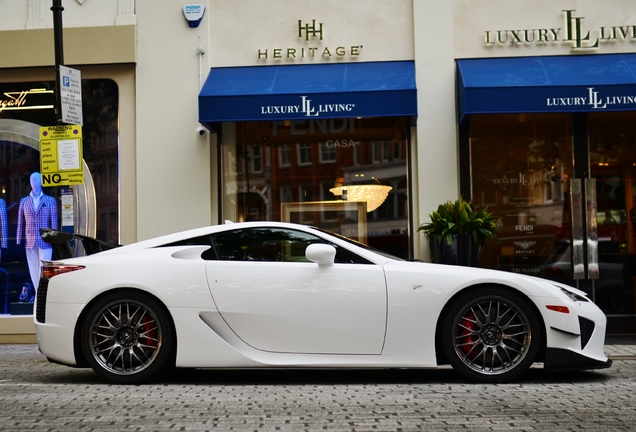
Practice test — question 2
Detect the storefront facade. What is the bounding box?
[453,1,636,332]
[197,2,419,258]
[0,1,633,333]
[0,1,137,320]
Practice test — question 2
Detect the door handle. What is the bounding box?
[585,178,599,280]
[569,178,599,280]
[570,179,585,279]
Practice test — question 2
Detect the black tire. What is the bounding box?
[441,286,542,383]
[80,291,175,384]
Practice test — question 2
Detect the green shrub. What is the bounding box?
[418,197,499,246]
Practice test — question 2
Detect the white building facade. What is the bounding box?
[0,0,634,333]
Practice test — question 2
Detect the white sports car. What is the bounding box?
[35,221,611,384]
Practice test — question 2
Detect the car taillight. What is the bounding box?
[41,264,85,279]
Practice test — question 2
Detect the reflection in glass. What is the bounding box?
[470,112,636,315]
[222,117,410,258]
[470,113,573,278]
[0,79,119,314]
[588,112,636,315]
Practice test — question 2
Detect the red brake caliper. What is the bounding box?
[459,311,476,357]
[141,315,157,349]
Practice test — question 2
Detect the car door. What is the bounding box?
[205,227,387,354]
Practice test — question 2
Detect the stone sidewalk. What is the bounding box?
[1,344,636,432]
[605,343,636,358]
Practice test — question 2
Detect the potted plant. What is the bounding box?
[418,197,499,266]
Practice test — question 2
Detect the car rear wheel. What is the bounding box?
[441,287,542,383]
[80,291,175,384]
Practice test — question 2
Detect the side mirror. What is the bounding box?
[305,243,336,267]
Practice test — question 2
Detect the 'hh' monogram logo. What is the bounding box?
[298,19,323,41]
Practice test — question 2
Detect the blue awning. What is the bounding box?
[457,54,636,122]
[198,61,417,127]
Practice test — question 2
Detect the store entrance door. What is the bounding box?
[468,112,636,333]
[575,113,636,331]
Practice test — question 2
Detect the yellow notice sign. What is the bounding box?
[39,125,84,186]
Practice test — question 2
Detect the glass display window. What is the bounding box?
[221,117,411,258]
[0,79,119,314]
[469,112,636,317]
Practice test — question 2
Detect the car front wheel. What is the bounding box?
[441,287,542,383]
[80,291,175,384]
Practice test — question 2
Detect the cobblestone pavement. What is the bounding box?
[0,344,635,431]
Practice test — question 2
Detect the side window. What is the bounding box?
[211,228,317,262]
[210,228,371,264]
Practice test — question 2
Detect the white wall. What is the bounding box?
[0,0,129,30]
[209,0,414,67]
[134,0,213,239]
[454,0,636,58]
[412,0,458,260]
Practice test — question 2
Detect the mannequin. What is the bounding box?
[16,172,58,289]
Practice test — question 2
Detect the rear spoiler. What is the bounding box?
[40,228,121,259]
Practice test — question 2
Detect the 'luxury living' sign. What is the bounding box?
[484,9,636,51]
[260,96,355,118]
[546,87,636,110]
[258,20,363,60]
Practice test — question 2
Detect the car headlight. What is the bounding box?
[558,286,589,302]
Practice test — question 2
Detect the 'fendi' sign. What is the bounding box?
[484,10,636,51]
[258,20,363,60]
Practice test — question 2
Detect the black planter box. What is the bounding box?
[429,234,479,267]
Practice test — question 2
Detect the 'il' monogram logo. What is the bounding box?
[298,19,323,41]
[563,10,598,50]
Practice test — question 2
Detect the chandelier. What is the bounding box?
[329,183,393,212]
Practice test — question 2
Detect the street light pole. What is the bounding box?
[51,0,64,125]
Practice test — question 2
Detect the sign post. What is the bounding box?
[51,0,65,124]
[49,1,83,239]
[59,65,83,125]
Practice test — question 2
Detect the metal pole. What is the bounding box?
[51,0,64,125]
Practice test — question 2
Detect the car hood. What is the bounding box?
[382,260,583,301]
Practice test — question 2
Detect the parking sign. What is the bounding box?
[59,65,83,125]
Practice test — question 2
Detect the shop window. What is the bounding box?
[0,79,119,314]
[588,112,636,315]
[469,113,573,273]
[470,112,636,317]
[224,118,411,258]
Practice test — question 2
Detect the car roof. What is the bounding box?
[118,221,311,249]
[96,221,394,265]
